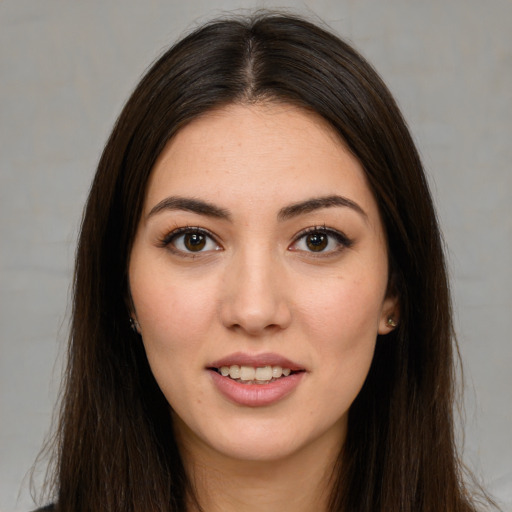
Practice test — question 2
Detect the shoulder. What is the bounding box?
[32,506,55,511]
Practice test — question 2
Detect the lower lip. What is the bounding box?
[209,370,304,407]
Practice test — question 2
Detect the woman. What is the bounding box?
[36,12,495,512]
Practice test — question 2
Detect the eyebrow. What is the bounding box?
[147,196,231,220]
[147,194,367,222]
[277,195,367,221]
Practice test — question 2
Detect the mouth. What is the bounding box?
[210,365,303,385]
[207,354,306,406]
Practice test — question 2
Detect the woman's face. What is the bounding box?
[129,103,397,463]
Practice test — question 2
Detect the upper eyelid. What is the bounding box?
[293,225,351,241]
[290,225,353,252]
[159,224,351,249]
[161,226,221,246]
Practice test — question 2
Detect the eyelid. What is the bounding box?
[158,225,351,257]
[289,225,353,254]
[159,226,222,253]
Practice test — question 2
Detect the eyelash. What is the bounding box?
[290,226,353,256]
[159,226,221,257]
[159,225,353,257]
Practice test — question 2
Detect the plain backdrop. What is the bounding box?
[1,1,511,511]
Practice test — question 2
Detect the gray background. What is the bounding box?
[1,1,510,511]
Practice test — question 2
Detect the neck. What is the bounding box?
[178,425,344,512]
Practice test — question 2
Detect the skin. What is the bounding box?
[129,103,398,511]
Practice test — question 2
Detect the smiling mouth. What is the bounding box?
[211,365,303,385]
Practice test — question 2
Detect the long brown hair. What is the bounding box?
[40,12,492,512]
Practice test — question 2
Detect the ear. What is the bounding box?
[378,294,400,335]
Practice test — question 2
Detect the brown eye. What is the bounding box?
[305,233,328,252]
[289,227,352,255]
[166,228,221,254]
[184,233,206,251]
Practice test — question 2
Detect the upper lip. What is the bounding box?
[208,352,304,371]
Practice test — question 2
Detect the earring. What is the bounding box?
[387,317,397,328]
[129,317,140,334]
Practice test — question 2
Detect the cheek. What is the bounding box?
[133,276,217,406]
[132,273,222,409]
[295,271,384,393]
[134,271,217,341]
[297,273,384,342]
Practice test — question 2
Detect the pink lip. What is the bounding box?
[207,352,306,407]
[209,370,304,407]
[209,352,303,371]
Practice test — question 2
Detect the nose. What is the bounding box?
[219,249,292,336]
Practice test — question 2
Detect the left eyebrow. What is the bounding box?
[277,195,368,221]
[147,196,231,220]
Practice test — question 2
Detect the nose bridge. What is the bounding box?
[220,243,291,334]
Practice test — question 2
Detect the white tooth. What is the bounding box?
[229,365,240,379]
[240,366,256,381]
[220,366,230,376]
[272,366,283,378]
[255,366,273,381]
[282,368,291,376]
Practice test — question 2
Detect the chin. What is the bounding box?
[212,433,303,463]
[174,411,347,466]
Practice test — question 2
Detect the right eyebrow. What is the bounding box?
[146,196,232,221]
[277,195,368,222]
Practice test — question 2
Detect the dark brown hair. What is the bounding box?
[40,11,491,512]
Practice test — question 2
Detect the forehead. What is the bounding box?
[144,103,378,221]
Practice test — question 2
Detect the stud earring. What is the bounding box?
[387,317,397,328]
[129,317,140,334]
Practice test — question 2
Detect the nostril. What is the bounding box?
[228,322,285,336]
